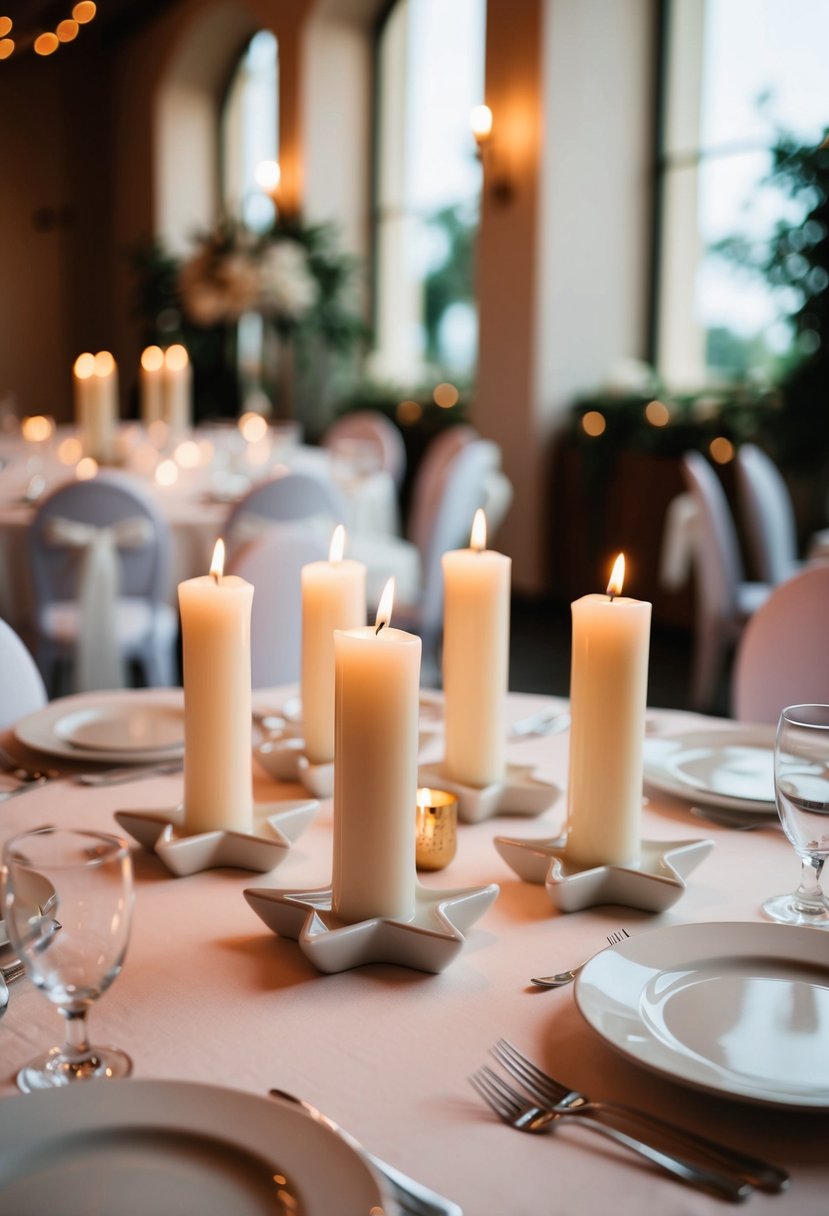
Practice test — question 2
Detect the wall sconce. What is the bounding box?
[470,105,513,205]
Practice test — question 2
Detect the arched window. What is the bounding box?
[220,30,279,231]
[372,0,486,386]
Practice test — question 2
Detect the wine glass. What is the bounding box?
[763,704,829,927]
[1,827,135,1092]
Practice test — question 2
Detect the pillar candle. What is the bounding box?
[332,579,420,922]
[140,346,165,427]
[82,351,118,462]
[301,525,366,765]
[566,554,651,869]
[442,509,511,787]
[163,344,192,435]
[72,352,95,435]
[178,538,254,835]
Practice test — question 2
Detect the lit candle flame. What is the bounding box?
[140,345,163,372]
[607,553,625,600]
[375,577,395,635]
[73,352,95,380]
[470,508,487,552]
[164,343,189,371]
[329,524,345,564]
[210,538,225,584]
[470,104,493,144]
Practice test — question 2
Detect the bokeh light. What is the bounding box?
[709,436,735,464]
[582,410,606,438]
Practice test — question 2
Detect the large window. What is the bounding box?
[220,30,279,232]
[372,0,486,386]
[657,0,829,388]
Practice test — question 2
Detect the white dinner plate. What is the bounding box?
[643,725,776,813]
[54,703,184,754]
[0,1080,390,1216]
[575,920,829,1108]
[15,691,185,764]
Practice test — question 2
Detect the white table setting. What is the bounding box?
[0,520,827,1214]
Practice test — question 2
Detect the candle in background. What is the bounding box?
[73,352,95,435]
[332,578,420,923]
[301,524,367,765]
[140,346,164,427]
[178,537,254,835]
[164,344,192,435]
[442,508,511,787]
[80,351,118,462]
[566,554,651,869]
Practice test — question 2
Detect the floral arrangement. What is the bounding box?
[132,216,367,426]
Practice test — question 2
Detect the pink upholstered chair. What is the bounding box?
[225,522,329,688]
[731,563,829,723]
[323,410,407,489]
[681,451,771,710]
[0,617,47,729]
[734,444,801,585]
[406,424,478,557]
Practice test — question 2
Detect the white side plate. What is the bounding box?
[643,726,776,812]
[15,691,186,763]
[576,920,829,1108]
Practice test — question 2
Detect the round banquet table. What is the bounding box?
[0,689,826,1215]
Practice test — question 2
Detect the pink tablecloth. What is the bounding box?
[0,690,825,1214]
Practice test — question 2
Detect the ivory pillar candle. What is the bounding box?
[332,579,420,923]
[566,554,651,869]
[442,509,511,787]
[163,344,192,435]
[178,538,254,835]
[301,525,366,765]
[72,352,95,436]
[80,351,118,462]
[140,346,165,427]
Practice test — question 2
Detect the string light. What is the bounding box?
[1,3,95,62]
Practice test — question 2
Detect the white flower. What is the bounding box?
[258,240,318,320]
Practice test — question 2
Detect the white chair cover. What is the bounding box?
[45,515,154,692]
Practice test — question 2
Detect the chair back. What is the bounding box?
[224,470,346,555]
[226,522,329,688]
[680,451,744,621]
[323,410,407,488]
[0,618,47,729]
[732,563,829,723]
[29,472,170,611]
[407,424,478,556]
[419,439,502,633]
[735,443,799,584]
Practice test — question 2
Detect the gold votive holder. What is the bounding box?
[415,787,458,871]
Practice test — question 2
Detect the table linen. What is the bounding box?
[0,690,825,1215]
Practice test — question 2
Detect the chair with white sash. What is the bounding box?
[224,470,347,558]
[0,617,47,729]
[29,473,178,695]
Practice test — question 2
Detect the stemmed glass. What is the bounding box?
[763,704,829,927]
[1,827,135,1092]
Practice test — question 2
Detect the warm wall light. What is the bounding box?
[255,159,281,197]
[470,104,513,205]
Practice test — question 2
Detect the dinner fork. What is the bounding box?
[470,1067,750,1203]
[530,928,630,988]
[492,1039,788,1193]
[0,743,60,783]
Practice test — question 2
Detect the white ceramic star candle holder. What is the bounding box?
[417,761,559,824]
[115,800,319,878]
[493,834,714,913]
[243,879,499,974]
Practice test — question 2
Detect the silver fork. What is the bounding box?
[492,1039,788,1194]
[530,928,629,988]
[470,1066,750,1203]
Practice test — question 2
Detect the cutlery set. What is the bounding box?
[471,1039,788,1201]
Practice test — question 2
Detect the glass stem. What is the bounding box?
[60,1007,96,1066]
[795,856,825,911]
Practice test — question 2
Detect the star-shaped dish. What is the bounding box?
[494,835,714,912]
[244,880,500,974]
[115,800,319,877]
[417,761,559,824]
[254,737,335,798]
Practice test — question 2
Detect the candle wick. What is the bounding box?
[212,571,220,585]
[375,617,386,636]
[608,590,616,602]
